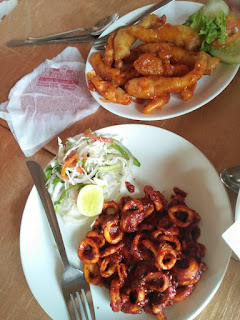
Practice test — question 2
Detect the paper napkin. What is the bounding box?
[222,219,240,259]
[0,47,99,156]
[0,0,19,22]
[222,194,240,260]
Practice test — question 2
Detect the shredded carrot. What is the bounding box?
[76,165,85,174]
[61,153,80,179]
[84,129,114,144]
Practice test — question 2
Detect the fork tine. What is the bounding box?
[84,288,95,320]
[93,37,108,49]
[65,296,78,320]
[79,290,93,320]
[69,291,93,320]
[75,292,86,320]
[70,293,82,320]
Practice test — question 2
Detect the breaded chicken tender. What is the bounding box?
[127,24,201,51]
[90,74,131,105]
[134,53,189,77]
[125,52,207,99]
[114,14,166,68]
[135,43,221,75]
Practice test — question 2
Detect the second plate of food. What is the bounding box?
[86,1,239,121]
[20,124,233,320]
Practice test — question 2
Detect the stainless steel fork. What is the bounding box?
[26,161,95,320]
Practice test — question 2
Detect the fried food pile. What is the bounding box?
[87,14,221,114]
[78,186,207,320]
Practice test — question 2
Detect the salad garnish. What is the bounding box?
[184,0,240,64]
[45,129,140,223]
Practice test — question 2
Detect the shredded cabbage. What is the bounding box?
[45,131,140,223]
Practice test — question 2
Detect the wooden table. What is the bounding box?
[0,0,240,319]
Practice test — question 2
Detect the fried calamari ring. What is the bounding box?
[83,263,102,285]
[172,285,194,303]
[128,285,146,306]
[152,283,177,314]
[144,185,166,211]
[131,234,156,260]
[142,239,158,257]
[157,235,181,252]
[156,243,177,270]
[145,272,170,292]
[121,300,142,314]
[78,238,99,264]
[179,272,201,286]
[153,225,179,238]
[119,196,133,209]
[175,257,199,282]
[117,263,128,285]
[125,53,207,99]
[103,218,123,244]
[86,231,105,248]
[102,200,120,215]
[168,205,195,227]
[90,74,131,105]
[121,200,145,232]
[127,24,201,50]
[110,279,122,312]
[100,241,124,258]
[100,256,118,277]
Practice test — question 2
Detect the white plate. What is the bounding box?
[86,1,239,121]
[20,124,233,320]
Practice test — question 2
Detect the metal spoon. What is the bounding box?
[27,13,119,42]
[220,165,240,193]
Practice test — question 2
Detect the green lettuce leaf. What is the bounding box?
[184,10,228,52]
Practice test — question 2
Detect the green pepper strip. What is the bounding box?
[109,139,141,167]
[97,164,120,172]
[54,184,85,205]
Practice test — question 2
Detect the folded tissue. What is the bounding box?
[0,47,99,156]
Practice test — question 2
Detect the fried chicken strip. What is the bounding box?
[104,32,117,67]
[135,43,221,75]
[114,14,166,68]
[127,24,201,51]
[179,83,197,101]
[90,52,125,86]
[143,93,171,114]
[125,52,207,99]
[134,53,189,77]
[90,74,131,105]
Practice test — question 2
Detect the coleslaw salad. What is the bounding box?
[45,129,140,223]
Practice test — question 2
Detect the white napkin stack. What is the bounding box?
[0,47,99,156]
[0,0,19,22]
[222,219,240,260]
[222,194,240,260]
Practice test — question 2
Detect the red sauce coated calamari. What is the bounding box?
[78,185,207,319]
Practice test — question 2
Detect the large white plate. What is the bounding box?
[86,1,239,121]
[20,124,233,320]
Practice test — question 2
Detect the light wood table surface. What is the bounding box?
[0,0,240,319]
